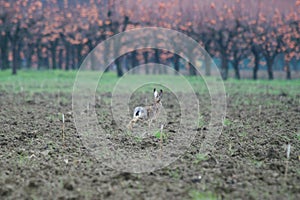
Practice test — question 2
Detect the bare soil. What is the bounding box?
[0,91,299,199]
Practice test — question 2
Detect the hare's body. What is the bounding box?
[128,89,163,130]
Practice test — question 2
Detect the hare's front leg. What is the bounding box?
[127,117,138,130]
[128,117,145,130]
[148,119,153,129]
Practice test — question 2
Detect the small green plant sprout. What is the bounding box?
[188,190,218,200]
[62,113,65,143]
[223,118,232,127]
[238,131,248,138]
[160,124,164,143]
[169,169,180,179]
[154,130,167,140]
[296,132,300,142]
[251,159,263,168]
[134,135,143,143]
[193,153,208,164]
[18,151,30,166]
[124,130,133,137]
[284,143,291,180]
[198,115,205,128]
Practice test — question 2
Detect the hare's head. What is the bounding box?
[153,88,163,103]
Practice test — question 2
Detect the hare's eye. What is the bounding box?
[135,110,140,116]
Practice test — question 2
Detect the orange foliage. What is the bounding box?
[0,0,298,73]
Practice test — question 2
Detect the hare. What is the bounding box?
[127,88,163,130]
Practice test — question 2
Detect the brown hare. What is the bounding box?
[127,88,163,130]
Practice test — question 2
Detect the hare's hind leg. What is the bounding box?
[148,111,159,128]
[148,117,154,128]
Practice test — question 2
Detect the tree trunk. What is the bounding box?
[8,24,20,74]
[12,42,18,75]
[286,69,291,80]
[115,58,123,77]
[113,36,123,76]
[71,46,76,70]
[266,58,274,80]
[204,54,211,76]
[153,49,160,74]
[221,54,228,80]
[143,51,149,74]
[17,46,22,69]
[268,68,273,80]
[37,46,43,70]
[131,51,138,74]
[189,63,197,76]
[45,50,50,69]
[253,53,260,80]
[89,53,98,70]
[51,47,56,70]
[154,49,160,62]
[11,40,22,74]
[58,49,63,69]
[0,35,10,70]
[233,61,240,80]
[25,44,34,69]
[26,53,32,69]
[286,63,291,80]
[65,45,70,70]
[50,42,57,70]
[0,50,10,70]
[204,41,212,76]
[296,59,300,71]
[76,44,83,69]
[173,54,180,75]
[104,41,110,73]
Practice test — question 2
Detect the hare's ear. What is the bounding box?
[159,89,163,97]
[154,88,158,98]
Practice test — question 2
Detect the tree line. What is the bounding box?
[0,0,299,79]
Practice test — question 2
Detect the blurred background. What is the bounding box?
[0,0,299,80]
